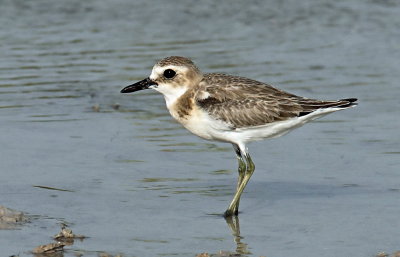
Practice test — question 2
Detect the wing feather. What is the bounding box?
[196,73,357,128]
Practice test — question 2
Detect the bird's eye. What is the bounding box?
[163,69,176,79]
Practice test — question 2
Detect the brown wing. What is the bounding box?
[196,73,357,128]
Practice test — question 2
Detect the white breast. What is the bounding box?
[172,107,232,142]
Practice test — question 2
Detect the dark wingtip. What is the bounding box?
[340,98,358,103]
[339,98,358,108]
[298,98,358,117]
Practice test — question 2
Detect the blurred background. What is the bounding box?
[1,0,399,256]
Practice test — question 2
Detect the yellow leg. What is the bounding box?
[231,144,246,215]
[225,152,255,217]
[234,157,246,215]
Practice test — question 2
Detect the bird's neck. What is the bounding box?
[161,87,188,110]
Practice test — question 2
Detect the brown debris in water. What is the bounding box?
[32,242,65,254]
[112,103,120,110]
[196,253,210,257]
[98,252,123,257]
[92,104,100,112]
[53,223,86,242]
[375,251,400,257]
[33,223,87,255]
[196,251,255,257]
[376,253,389,257]
[0,205,28,230]
[392,251,400,257]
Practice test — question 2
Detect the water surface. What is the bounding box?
[1,0,399,256]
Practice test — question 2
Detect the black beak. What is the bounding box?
[120,78,157,93]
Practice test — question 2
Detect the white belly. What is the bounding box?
[174,108,231,142]
[170,106,345,146]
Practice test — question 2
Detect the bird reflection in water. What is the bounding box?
[196,216,252,257]
[225,215,251,256]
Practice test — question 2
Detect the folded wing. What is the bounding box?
[196,73,357,129]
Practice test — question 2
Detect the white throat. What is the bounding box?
[154,85,187,109]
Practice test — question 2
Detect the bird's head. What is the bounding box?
[121,56,203,101]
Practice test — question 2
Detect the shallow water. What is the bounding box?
[1,0,400,256]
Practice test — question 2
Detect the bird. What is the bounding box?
[121,56,357,217]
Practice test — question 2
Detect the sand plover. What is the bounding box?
[121,56,357,217]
